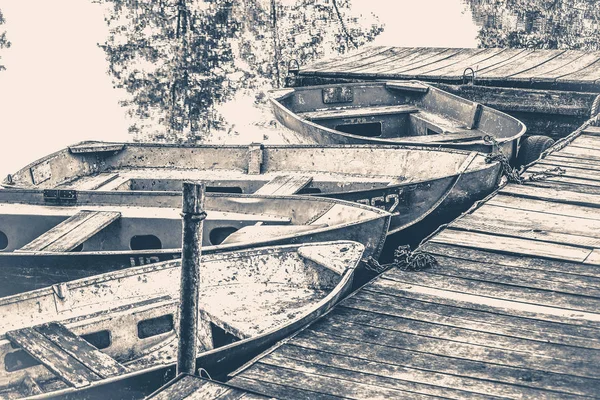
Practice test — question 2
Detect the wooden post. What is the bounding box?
[177,182,206,376]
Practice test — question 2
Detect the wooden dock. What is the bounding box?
[223,123,600,398]
[295,46,600,91]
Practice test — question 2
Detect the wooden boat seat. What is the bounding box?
[60,172,126,190]
[68,142,125,154]
[18,210,121,252]
[6,322,127,389]
[219,224,328,245]
[391,130,485,144]
[254,175,313,195]
[299,104,419,121]
[199,283,329,339]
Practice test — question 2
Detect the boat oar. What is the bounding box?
[177,182,207,376]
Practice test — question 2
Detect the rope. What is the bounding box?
[393,245,438,271]
[483,135,524,184]
[591,94,600,117]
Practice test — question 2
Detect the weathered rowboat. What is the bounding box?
[0,189,388,297]
[270,81,527,161]
[3,141,501,236]
[0,240,363,399]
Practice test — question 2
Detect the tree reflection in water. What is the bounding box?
[96,0,383,142]
[463,0,600,50]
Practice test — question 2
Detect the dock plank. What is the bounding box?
[289,330,600,397]
[478,50,566,79]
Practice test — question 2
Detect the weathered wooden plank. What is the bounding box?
[18,211,96,252]
[480,50,566,79]
[427,250,600,297]
[253,175,312,196]
[534,51,600,81]
[306,46,392,73]
[6,327,100,388]
[35,322,127,378]
[68,142,124,154]
[452,213,600,249]
[44,211,121,252]
[389,129,484,143]
[344,290,600,350]
[328,306,600,364]
[271,342,571,400]
[259,350,498,400]
[570,133,600,148]
[556,55,600,84]
[475,189,600,229]
[401,48,486,76]
[488,194,600,221]
[383,269,600,317]
[438,48,529,78]
[418,48,507,79]
[554,142,600,160]
[469,49,535,76]
[229,375,344,400]
[290,329,600,397]
[380,48,465,76]
[430,229,591,263]
[148,375,211,400]
[19,211,121,252]
[309,315,600,379]
[241,362,439,399]
[365,270,600,328]
[62,173,120,191]
[299,104,418,121]
[355,47,449,75]
[317,47,410,74]
[513,178,600,197]
[423,241,600,280]
[510,51,598,81]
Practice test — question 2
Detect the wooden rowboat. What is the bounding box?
[0,241,363,399]
[270,81,527,161]
[3,141,501,236]
[0,189,388,297]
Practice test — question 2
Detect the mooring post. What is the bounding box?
[177,182,207,376]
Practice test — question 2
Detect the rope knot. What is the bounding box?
[393,245,438,271]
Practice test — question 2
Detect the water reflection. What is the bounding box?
[97,0,383,142]
[463,0,600,50]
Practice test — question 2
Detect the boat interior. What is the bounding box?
[0,189,381,254]
[4,142,492,196]
[271,81,525,143]
[0,241,362,398]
